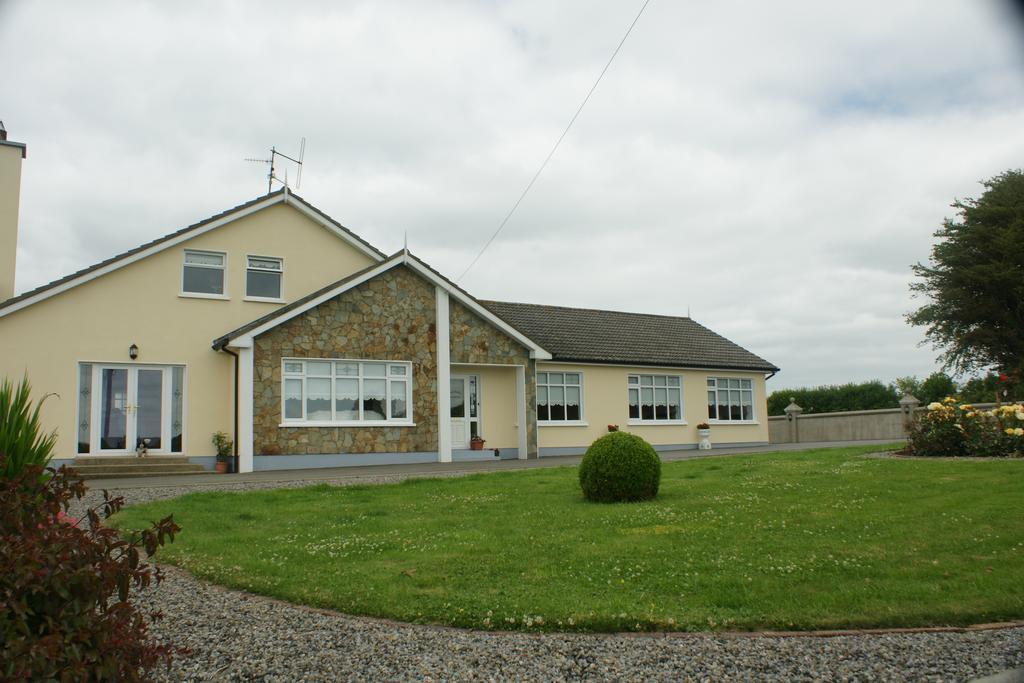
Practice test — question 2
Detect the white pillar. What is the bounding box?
[435,287,452,463]
[515,364,528,460]
[237,345,255,473]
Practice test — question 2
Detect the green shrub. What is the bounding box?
[578,432,661,502]
[0,376,58,479]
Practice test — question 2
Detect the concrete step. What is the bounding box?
[66,458,210,479]
[68,464,208,475]
[73,456,192,466]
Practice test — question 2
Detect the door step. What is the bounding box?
[64,456,209,480]
[72,456,193,466]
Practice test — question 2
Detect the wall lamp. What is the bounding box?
[129,343,139,361]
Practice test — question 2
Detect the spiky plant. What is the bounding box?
[0,376,58,478]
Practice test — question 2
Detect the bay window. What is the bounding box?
[283,359,412,425]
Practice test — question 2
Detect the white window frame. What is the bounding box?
[627,373,685,425]
[180,249,228,299]
[244,254,285,303]
[280,358,415,427]
[707,376,757,423]
[536,370,586,425]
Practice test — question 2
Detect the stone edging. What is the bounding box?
[156,565,1024,641]
[861,451,1024,461]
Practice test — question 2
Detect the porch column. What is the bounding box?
[237,345,255,473]
[435,287,452,463]
[515,364,528,460]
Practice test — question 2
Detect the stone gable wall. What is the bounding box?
[253,266,438,455]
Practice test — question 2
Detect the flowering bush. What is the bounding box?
[907,397,1024,457]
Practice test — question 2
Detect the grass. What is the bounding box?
[112,445,1024,632]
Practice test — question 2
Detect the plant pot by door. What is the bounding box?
[215,461,229,474]
[470,436,486,451]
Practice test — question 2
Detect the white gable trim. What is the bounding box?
[0,193,383,320]
[401,256,552,359]
[226,252,552,359]
[281,192,384,262]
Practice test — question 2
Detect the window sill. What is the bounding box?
[538,421,589,427]
[708,420,760,426]
[280,421,416,428]
[179,292,229,300]
[244,296,286,304]
[627,419,688,426]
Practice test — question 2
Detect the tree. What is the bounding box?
[918,371,957,404]
[907,169,1024,377]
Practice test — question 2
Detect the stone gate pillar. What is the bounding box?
[784,398,803,443]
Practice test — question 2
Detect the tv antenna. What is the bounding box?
[246,138,305,194]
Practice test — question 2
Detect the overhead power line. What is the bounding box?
[456,0,652,282]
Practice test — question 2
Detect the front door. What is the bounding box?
[93,365,172,454]
[450,375,480,449]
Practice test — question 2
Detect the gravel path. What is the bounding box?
[74,476,1024,682]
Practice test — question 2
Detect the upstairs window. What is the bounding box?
[246,255,283,299]
[707,377,754,421]
[182,250,226,296]
[537,371,583,422]
[628,374,683,422]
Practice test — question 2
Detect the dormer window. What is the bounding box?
[246,255,283,300]
[182,250,226,296]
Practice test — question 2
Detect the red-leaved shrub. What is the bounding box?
[0,460,182,681]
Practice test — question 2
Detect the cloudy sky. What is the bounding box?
[2,1,1023,389]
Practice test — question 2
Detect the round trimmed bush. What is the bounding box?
[578,431,661,503]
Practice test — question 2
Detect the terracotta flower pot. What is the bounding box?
[215,461,229,474]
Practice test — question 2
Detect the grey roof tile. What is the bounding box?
[480,300,779,373]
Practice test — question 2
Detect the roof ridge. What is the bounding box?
[482,299,692,321]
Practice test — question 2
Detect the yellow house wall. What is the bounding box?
[0,144,23,301]
[0,201,376,458]
[466,365,518,450]
[536,363,769,450]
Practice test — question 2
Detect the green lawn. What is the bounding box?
[113,445,1024,632]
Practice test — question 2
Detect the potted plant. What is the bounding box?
[212,431,233,473]
[696,422,712,450]
[470,435,486,451]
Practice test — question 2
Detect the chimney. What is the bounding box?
[0,121,26,302]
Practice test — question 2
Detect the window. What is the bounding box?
[628,374,683,422]
[246,255,283,299]
[707,377,754,421]
[537,371,583,422]
[182,250,226,295]
[282,359,412,424]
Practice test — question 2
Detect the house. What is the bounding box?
[0,130,778,474]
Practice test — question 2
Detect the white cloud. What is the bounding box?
[2,0,1023,389]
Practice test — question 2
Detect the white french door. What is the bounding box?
[450,375,480,449]
[91,365,177,455]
